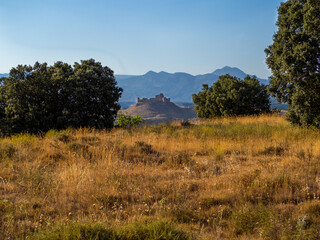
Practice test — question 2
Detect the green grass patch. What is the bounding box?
[9,132,38,146]
[29,220,189,240]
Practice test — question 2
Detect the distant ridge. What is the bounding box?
[116,66,269,102]
[0,73,9,78]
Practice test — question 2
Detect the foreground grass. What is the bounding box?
[1,114,320,239]
[30,220,188,240]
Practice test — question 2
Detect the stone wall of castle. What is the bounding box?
[137,93,170,103]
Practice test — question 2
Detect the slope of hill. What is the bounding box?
[116,66,269,102]
[122,94,196,123]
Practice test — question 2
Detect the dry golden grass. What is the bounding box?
[1,114,320,239]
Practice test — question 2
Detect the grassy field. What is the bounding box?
[1,114,320,239]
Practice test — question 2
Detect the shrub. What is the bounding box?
[180,120,193,128]
[114,113,145,129]
[232,204,272,236]
[135,141,155,154]
[46,129,73,143]
[0,143,16,159]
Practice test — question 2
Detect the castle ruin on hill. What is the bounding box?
[137,93,170,103]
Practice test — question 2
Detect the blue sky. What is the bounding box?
[0,0,283,78]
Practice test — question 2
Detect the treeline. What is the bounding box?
[0,59,122,135]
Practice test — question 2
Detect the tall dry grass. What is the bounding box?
[0,114,320,239]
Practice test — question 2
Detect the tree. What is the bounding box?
[62,59,122,129]
[265,0,320,127]
[192,74,270,118]
[0,59,122,134]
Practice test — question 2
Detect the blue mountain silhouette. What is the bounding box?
[116,66,269,102]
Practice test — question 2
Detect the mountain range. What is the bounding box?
[116,66,269,103]
[1,67,269,103]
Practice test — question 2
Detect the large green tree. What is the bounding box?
[265,0,320,127]
[0,59,122,134]
[192,74,270,118]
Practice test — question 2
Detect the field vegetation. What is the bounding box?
[1,114,320,239]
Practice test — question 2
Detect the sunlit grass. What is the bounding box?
[1,114,320,239]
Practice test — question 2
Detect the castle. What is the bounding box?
[137,93,170,103]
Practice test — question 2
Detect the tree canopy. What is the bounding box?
[192,74,270,118]
[0,59,122,135]
[265,0,320,127]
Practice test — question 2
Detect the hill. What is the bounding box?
[116,66,269,102]
[122,93,196,123]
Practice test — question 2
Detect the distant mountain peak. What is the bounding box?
[212,66,247,78]
[216,66,235,71]
[214,66,242,71]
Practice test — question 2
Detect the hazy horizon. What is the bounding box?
[0,0,283,78]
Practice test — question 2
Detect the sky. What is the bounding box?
[0,0,283,78]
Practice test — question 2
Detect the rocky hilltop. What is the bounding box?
[123,93,197,123]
